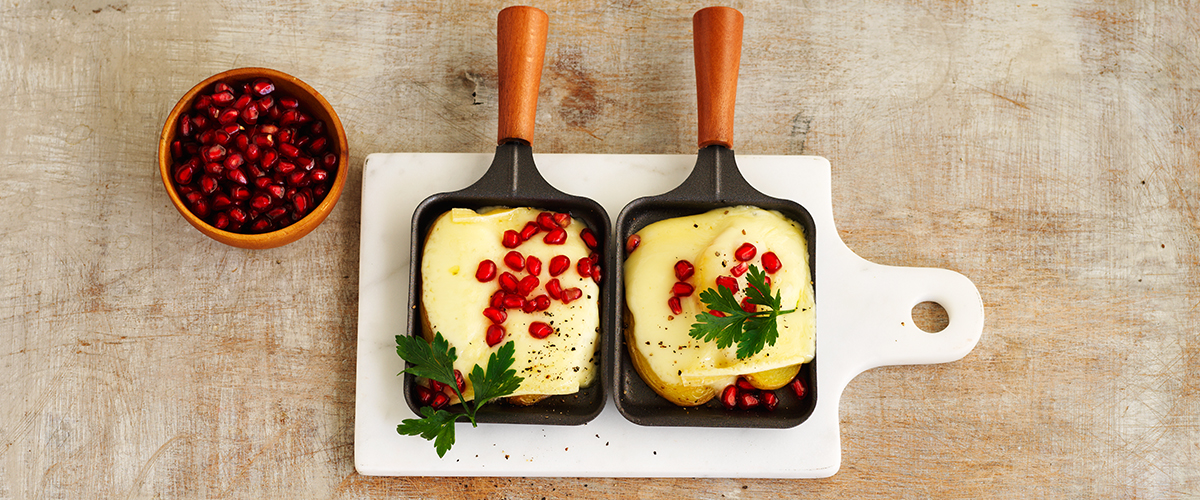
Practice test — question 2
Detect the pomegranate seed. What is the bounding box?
[529,322,554,339]
[709,310,726,317]
[626,234,641,253]
[309,120,326,135]
[545,279,563,300]
[308,136,327,153]
[280,110,301,125]
[233,94,252,110]
[543,228,567,245]
[735,242,757,262]
[485,324,506,347]
[250,194,271,211]
[322,152,337,168]
[266,184,285,199]
[720,385,738,410]
[211,90,234,105]
[203,145,226,162]
[532,294,551,311]
[173,163,195,184]
[730,262,748,277]
[193,95,212,110]
[415,384,434,406]
[294,192,312,214]
[170,140,183,158]
[736,378,756,391]
[190,197,209,217]
[737,392,760,410]
[279,143,300,158]
[213,130,231,145]
[522,298,538,313]
[184,191,203,205]
[519,221,540,241]
[789,377,807,399]
[674,260,694,281]
[428,379,445,393]
[476,260,497,282]
[672,282,694,297]
[483,307,507,324]
[257,96,274,111]
[503,251,525,271]
[276,161,296,174]
[536,212,557,231]
[252,78,275,96]
[580,228,598,249]
[762,252,782,273]
[430,392,449,409]
[260,149,278,168]
[211,193,233,210]
[253,134,275,148]
[213,212,230,230]
[234,133,250,151]
[226,168,248,185]
[224,152,245,170]
[553,213,572,228]
[548,255,570,276]
[279,96,299,108]
[716,276,739,293]
[590,263,601,283]
[517,275,540,296]
[199,175,219,194]
[576,257,593,278]
[179,117,194,137]
[667,296,682,315]
[741,297,757,313]
[242,104,259,125]
[502,230,521,248]
[266,207,288,220]
[498,272,519,293]
[501,294,525,310]
[287,171,307,186]
[230,186,250,200]
[526,255,542,276]
[561,287,583,304]
[490,290,506,309]
[762,391,779,411]
[452,369,466,393]
[227,207,247,224]
[250,218,272,232]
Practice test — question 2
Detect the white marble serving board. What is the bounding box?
[354,152,984,478]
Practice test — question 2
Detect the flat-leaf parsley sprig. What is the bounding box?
[395,332,523,457]
[688,264,796,360]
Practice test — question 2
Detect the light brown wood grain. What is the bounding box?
[1,0,1198,498]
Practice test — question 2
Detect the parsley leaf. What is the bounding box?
[688,264,796,359]
[395,333,524,457]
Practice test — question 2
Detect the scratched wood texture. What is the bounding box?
[1,0,1197,497]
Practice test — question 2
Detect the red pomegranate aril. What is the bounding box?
[253,133,274,148]
[279,143,301,158]
[730,262,748,277]
[667,296,683,315]
[252,78,275,96]
[716,276,739,293]
[476,260,497,282]
[199,175,219,194]
[309,120,326,135]
[762,391,779,411]
[576,257,593,278]
[521,298,538,313]
[230,185,250,200]
[529,322,554,339]
[260,148,279,168]
[268,106,281,120]
[502,230,521,248]
[674,260,694,281]
[184,190,203,205]
[672,282,694,297]
[250,194,272,211]
[526,255,542,276]
[266,206,288,220]
[178,116,194,137]
[737,391,760,410]
[580,228,598,249]
[193,95,212,110]
[545,278,563,300]
[503,251,525,271]
[287,171,307,187]
[590,264,601,283]
[517,275,540,296]
[721,385,738,410]
[203,145,226,162]
[543,228,567,245]
[276,161,296,174]
[266,184,285,199]
[279,96,299,109]
[536,212,557,231]
[519,221,540,241]
[761,252,782,273]
[226,168,248,185]
[228,207,247,224]
[740,297,757,313]
[498,272,519,293]
[453,369,466,393]
[190,198,209,218]
[561,287,583,304]
[293,192,310,214]
[170,140,184,158]
[280,109,301,125]
[735,242,757,262]
[224,153,245,170]
[198,129,215,145]
[213,212,230,230]
[212,193,233,210]
[233,94,252,110]
[502,294,524,310]
[211,90,234,105]
[709,309,726,317]
[736,377,756,391]
[553,212,571,228]
[490,290,506,308]
[250,218,272,232]
[429,379,445,393]
[256,96,274,111]
[626,234,641,254]
[278,128,294,145]
[173,163,195,184]
[532,294,551,311]
[485,324,506,347]
[483,307,507,324]
[789,377,806,399]
[213,130,231,146]
[242,104,259,125]
[234,133,250,151]
[430,392,450,410]
[322,152,337,168]
[415,384,434,406]
[548,255,570,276]
[308,136,327,153]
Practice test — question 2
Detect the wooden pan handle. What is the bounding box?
[497,6,549,145]
[693,6,743,149]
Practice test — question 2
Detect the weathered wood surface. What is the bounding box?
[1,0,1197,497]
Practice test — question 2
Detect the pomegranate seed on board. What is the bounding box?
[250,218,272,232]
[173,163,195,184]
[525,255,542,276]
[308,136,327,153]
[667,296,682,315]
[279,96,299,108]
[674,260,694,281]
[789,378,807,399]
[560,287,583,304]
[482,307,507,324]
[415,385,434,406]
[626,234,641,254]
[498,272,519,293]
[553,213,571,228]
[428,379,445,393]
[501,293,525,310]
[672,282,694,297]
[251,194,272,211]
[548,255,570,276]
[529,322,554,339]
[735,242,757,262]
[590,263,601,283]
[212,194,232,210]
[225,168,248,185]
[453,369,466,393]
[762,252,782,273]
[503,251,525,271]
[736,378,755,391]
[476,260,497,282]
[490,290,506,309]
[579,228,598,249]
[730,262,748,277]
[762,391,779,411]
[740,297,757,313]
[230,186,250,201]
[716,276,739,293]
[709,310,726,317]
[520,221,540,241]
[543,228,567,245]
[252,78,275,96]
[430,392,449,409]
[486,325,506,347]
[502,230,521,248]
[211,90,234,105]
[545,279,563,300]
[536,212,557,231]
[218,108,239,125]
[576,257,593,278]
[522,299,538,313]
[532,294,551,311]
[517,275,540,296]
[720,385,737,410]
[737,392,760,410]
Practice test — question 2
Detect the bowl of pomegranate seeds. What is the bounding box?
[158,67,348,249]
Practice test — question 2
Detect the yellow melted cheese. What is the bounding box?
[624,206,815,394]
[422,207,600,401]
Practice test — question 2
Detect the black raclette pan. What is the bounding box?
[612,7,818,428]
[404,6,611,425]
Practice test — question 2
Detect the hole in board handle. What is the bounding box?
[911,301,949,333]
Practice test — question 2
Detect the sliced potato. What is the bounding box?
[745,363,802,390]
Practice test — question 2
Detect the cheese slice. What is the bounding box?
[624,206,815,396]
[421,207,600,401]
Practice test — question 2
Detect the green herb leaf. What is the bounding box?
[688,264,795,359]
[395,334,524,456]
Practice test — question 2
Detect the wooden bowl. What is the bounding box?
[158,67,349,249]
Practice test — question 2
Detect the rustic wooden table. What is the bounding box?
[2,0,1197,497]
